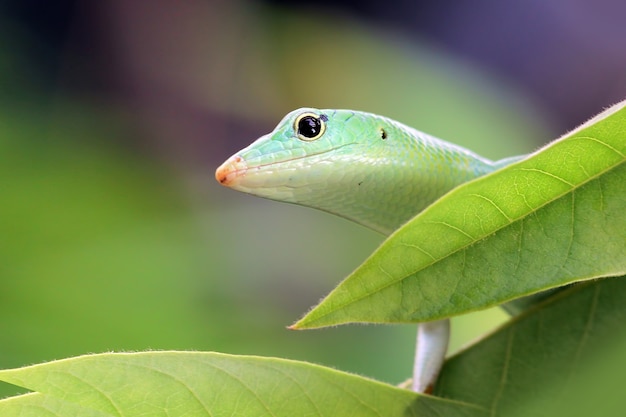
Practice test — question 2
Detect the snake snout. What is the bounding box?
[215,155,247,186]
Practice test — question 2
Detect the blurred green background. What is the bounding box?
[1,0,625,399]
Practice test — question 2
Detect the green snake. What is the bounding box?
[216,108,524,393]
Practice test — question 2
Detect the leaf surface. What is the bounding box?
[2,278,625,416]
[436,276,626,417]
[294,101,626,329]
[0,352,484,417]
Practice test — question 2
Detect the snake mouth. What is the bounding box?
[215,155,248,186]
[216,143,357,190]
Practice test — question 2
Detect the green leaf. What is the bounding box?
[0,352,485,417]
[293,101,626,329]
[0,393,114,417]
[436,276,626,417]
[2,279,624,417]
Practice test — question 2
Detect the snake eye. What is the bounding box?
[295,112,326,141]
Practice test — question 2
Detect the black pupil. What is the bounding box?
[298,116,321,138]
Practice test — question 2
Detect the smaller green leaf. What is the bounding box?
[0,352,487,417]
[293,100,626,329]
[436,276,626,417]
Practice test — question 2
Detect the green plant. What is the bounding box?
[0,101,624,416]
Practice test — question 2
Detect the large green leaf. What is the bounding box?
[1,279,624,417]
[293,101,626,329]
[0,352,484,417]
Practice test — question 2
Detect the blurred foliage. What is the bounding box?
[0,0,554,400]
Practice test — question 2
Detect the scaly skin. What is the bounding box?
[216,108,522,392]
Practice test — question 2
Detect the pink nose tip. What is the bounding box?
[215,155,247,186]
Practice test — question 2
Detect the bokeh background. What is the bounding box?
[2,0,625,398]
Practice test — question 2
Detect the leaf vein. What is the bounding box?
[489,327,514,417]
[59,371,123,417]
[423,220,475,240]
[517,168,574,187]
[255,363,324,417]
[401,243,436,261]
[112,361,214,417]
[573,135,626,158]
[469,194,512,222]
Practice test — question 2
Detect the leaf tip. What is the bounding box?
[288,318,307,330]
[288,313,323,330]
